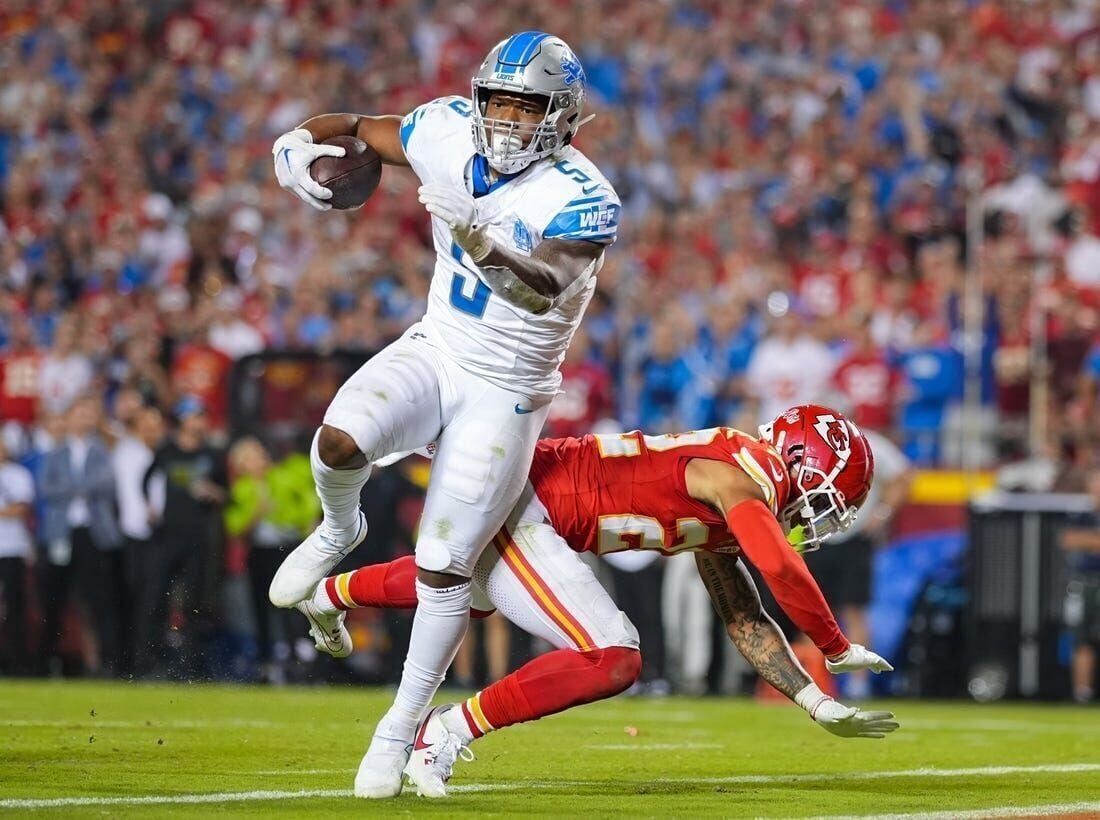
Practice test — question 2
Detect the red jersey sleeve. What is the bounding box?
[725,499,850,658]
[730,439,792,515]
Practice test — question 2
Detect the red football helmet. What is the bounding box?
[758,404,875,550]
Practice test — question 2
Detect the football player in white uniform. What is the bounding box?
[267,31,620,799]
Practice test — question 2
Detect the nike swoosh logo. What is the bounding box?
[581,183,601,195]
[514,404,535,415]
[280,147,292,170]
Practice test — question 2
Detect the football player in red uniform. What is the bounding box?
[298,404,898,797]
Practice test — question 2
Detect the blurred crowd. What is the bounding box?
[1,0,1100,682]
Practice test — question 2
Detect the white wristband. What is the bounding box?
[794,683,833,720]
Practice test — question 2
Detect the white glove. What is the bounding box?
[418,184,493,262]
[810,698,900,739]
[826,644,894,674]
[272,128,345,211]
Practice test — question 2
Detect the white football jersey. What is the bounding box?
[400,96,620,400]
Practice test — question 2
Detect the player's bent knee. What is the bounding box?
[317,424,366,469]
[268,571,296,609]
[582,646,643,697]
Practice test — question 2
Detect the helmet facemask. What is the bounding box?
[780,454,859,551]
[472,85,577,174]
[470,32,588,175]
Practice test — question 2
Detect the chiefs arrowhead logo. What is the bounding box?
[812,414,851,461]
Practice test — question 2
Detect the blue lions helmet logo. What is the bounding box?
[560,51,584,86]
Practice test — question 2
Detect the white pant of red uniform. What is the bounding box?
[324,324,549,576]
[470,484,640,651]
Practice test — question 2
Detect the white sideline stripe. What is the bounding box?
[3,763,1096,810]
[809,802,1100,820]
[585,742,722,751]
[656,762,1100,786]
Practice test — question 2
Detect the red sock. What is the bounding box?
[458,646,641,738]
[324,555,418,610]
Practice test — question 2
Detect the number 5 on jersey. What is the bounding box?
[449,240,491,318]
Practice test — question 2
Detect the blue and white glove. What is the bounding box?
[272,129,345,211]
[418,184,493,262]
[826,644,894,674]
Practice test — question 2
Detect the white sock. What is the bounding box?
[310,429,369,545]
[440,704,476,744]
[311,578,339,615]
[374,579,471,742]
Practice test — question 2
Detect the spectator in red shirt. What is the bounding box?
[0,315,41,428]
[545,326,614,439]
[171,319,233,437]
[833,315,902,433]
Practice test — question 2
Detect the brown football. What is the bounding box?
[308,136,382,210]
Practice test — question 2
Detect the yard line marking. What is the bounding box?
[807,801,1100,820]
[2,718,276,729]
[585,743,723,751]
[249,769,349,776]
[0,790,352,809]
[0,786,530,809]
[657,762,1100,785]
[4,763,1096,809]
[902,718,1095,734]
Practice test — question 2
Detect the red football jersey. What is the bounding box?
[0,351,42,424]
[529,428,792,556]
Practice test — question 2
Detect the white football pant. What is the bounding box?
[471,486,640,651]
[324,323,549,577]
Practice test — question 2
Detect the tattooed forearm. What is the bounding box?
[695,553,812,700]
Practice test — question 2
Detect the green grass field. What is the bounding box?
[1,681,1097,818]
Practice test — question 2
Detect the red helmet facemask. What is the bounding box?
[758,405,875,551]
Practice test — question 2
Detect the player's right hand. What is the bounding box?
[811,698,899,739]
[272,128,345,211]
[826,644,894,675]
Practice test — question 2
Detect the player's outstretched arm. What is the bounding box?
[685,458,850,658]
[695,551,811,699]
[694,550,899,739]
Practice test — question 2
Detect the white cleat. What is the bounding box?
[354,742,409,799]
[268,513,367,607]
[403,706,474,799]
[295,600,352,658]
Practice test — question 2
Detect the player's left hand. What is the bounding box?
[826,643,894,674]
[272,128,344,211]
[418,184,493,262]
[811,698,899,739]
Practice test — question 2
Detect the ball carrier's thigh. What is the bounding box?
[413,376,550,578]
[471,491,640,652]
[321,329,446,464]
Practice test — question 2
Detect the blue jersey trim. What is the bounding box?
[469,154,520,198]
[544,201,621,243]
